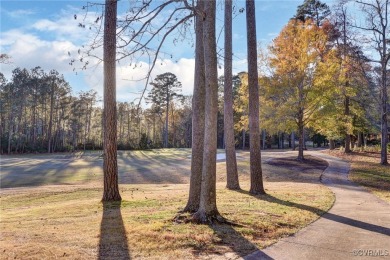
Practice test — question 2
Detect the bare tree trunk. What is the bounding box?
[183,1,205,213]
[224,0,239,190]
[8,114,13,154]
[357,132,363,147]
[329,139,335,150]
[344,94,351,153]
[102,0,121,202]
[298,114,304,160]
[291,131,296,150]
[193,0,223,223]
[242,129,246,150]
[165,96,169,148]
[246,0,265,195]
[380,24,388,164]
[47,81,55,153]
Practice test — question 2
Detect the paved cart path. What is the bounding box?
[245,151,390,260]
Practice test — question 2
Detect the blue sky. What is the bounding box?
[0,0,335,103]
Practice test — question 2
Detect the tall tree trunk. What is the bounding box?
[246,0,265,195]
[8,114,13,154]
[165,96,169,148]
[102,0,121,202]
[183,1,205,213]
[83,103,89,151]
[344,94,351,153]
[224,0,240,190]
[342,10,351,153]
[291,132,296,150]
[262,129,266,150]
[380,24,388,164]
[329,139,335,150]
[242,129,246,150]
[297,113,304,160]
[47,82,55,153]
[350,135,355,149]
[357,132,363,147]
[193,0,222,223]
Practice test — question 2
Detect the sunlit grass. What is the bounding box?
[327,150,390,203]
[1,149,335,259]
[1,182,334,259]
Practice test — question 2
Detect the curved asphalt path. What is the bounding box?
[245,151,390,260]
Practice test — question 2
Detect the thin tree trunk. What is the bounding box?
[224,0,239,190]
[298,115,304,160]
[246,0,265,195]
[292,131,296,150]
[344,94,351,153]
[193,0,223,223]
[47,81,55,153]
[165,96,169,148]
[357,132,363,147]
[8,115,13,154]
[102,0,121,202]
[242,129,246,150]
[380,26,388,164]
[262,129,266,150]
[329,139,335,150]
[183,1,205,213]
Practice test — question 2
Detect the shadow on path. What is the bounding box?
[99,202,131,260]
[237,190,390,237]
[209,223,273,259]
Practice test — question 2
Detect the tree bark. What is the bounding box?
[193,0,223,223]
[329,139,335,150]
[224,0,240,190]
[242,129,246,150]
[246,0,265,195]
[357,132,363,147]
[183,0,205,213]
[165,93,169,148]
[344,94,351,153]
[102,0,121,202]
[380,15,388,164]
[298,113,305,160]
[291,131,296,150]
[47,81,55,153]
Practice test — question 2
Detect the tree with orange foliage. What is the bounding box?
[267,19,331,160]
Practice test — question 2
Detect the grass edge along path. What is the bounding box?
[326,150,390,203]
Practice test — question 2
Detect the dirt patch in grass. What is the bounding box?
[326,150,390,203]
[264,155,328,183]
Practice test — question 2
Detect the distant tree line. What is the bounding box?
[0,68,193,154]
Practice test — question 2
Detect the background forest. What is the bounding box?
[0,0,388,156]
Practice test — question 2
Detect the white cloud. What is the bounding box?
[2,8,36,18]
[0,29,78,78]
[30,9,101,43]
[1,3,237,108]
[82,58,197,104]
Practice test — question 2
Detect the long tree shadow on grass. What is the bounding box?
[209,223,273,259]
[237,190,390,237]
[99,202,131,260]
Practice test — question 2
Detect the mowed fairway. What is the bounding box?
[0,149,194,188]
[0,149,335,259]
